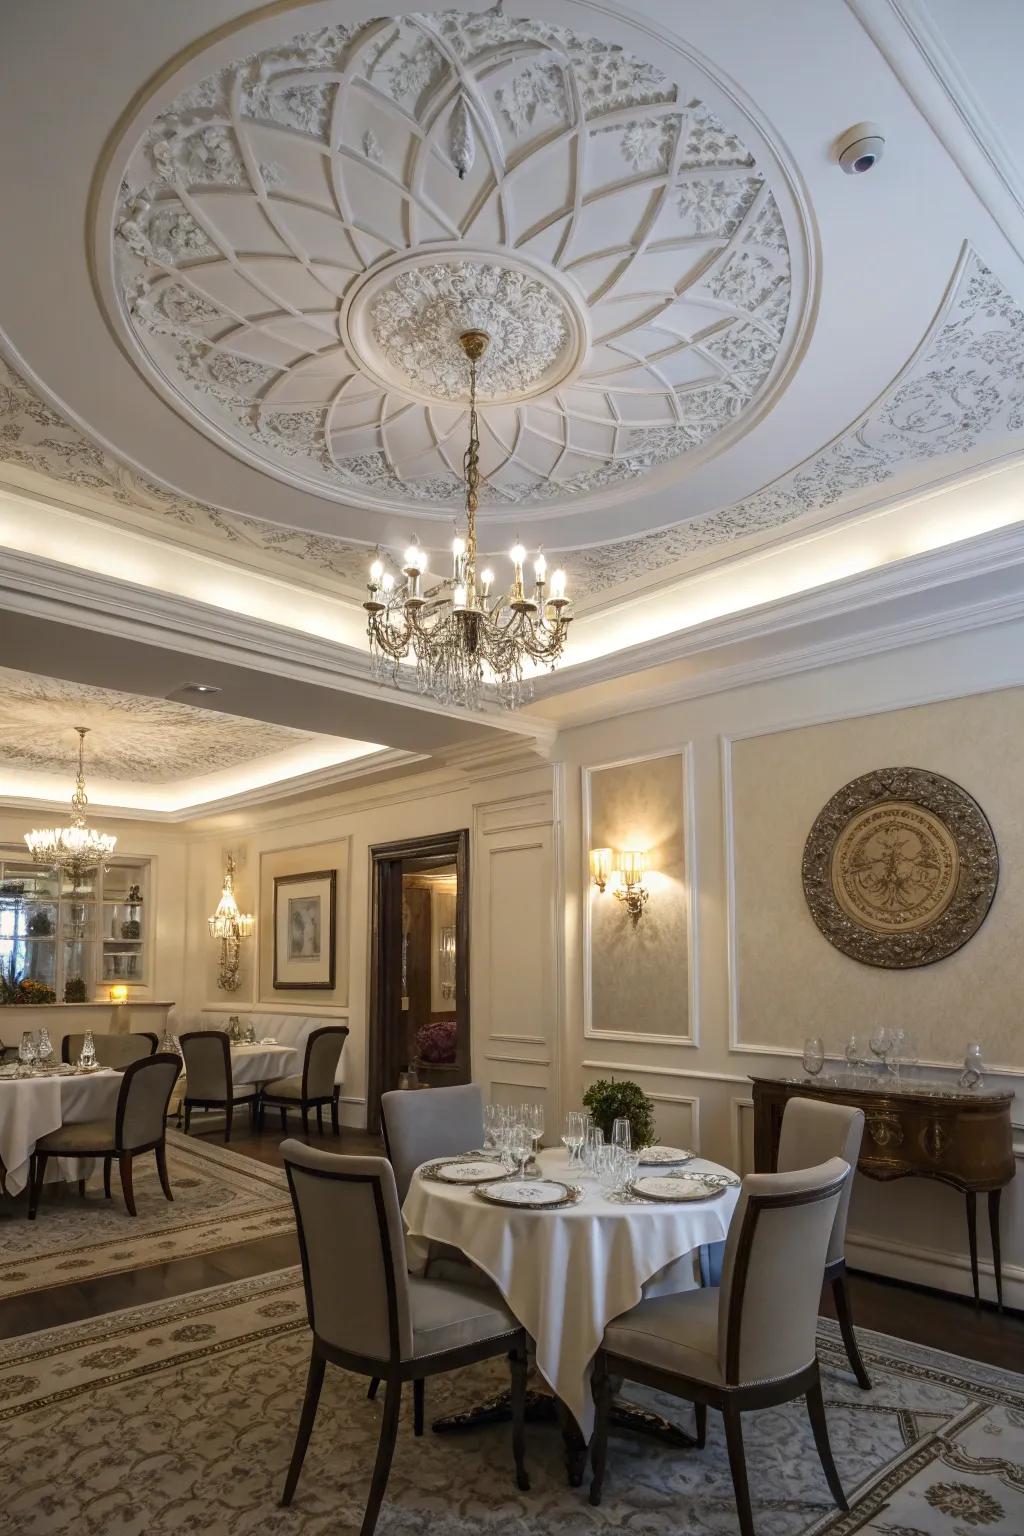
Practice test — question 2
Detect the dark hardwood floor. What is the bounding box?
[2,1119,1021,1375]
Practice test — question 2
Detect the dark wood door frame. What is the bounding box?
[367,829,469,1134]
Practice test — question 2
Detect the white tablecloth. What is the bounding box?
[228,1044,299,1086]
[0,1070,123,1196]
[403,1147,740,1438]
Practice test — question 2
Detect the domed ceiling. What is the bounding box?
[109,7,803,521]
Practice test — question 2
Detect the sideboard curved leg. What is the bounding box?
[987,1190,1003,1313]
[965,1191,980,1307]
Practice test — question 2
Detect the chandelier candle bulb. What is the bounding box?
[550,568,567,604]
[481,567,494,598]
[453,583,467,609]
[370,559,384,583]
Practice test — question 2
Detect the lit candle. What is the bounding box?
[370,558,384,587]
[480,567,494,598]
[510,542,526,595]
[404,544,420,570]
[452,535,466,579]
[382,572,395,594]
[453,583,467,609]
[534,552,547,583]
[550,568,567,601]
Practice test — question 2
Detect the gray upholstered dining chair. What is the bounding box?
[180,1029,256,1143]
[28,1052,181,1218]
[590,1157,851,1536]
[777,1097,869,1388]
[61,1031,158,1068]
[380,1082,484,1201]
[279,1142,529,1534]
[258,1025,348,1136]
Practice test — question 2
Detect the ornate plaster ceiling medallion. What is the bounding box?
[345,250,586,404]
[108,7,797,515]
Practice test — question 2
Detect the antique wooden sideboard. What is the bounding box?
[750,1075,1016,1310]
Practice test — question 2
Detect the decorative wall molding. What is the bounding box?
[845,1227,1024,1313]
[582,744,700,1046]
[730,1096,755,1176]
[561,244,1024,596]
[580,1058,752,1087]
[106,7,801,514]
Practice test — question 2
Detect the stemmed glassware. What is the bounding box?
[509,1121,532,1179]
[844,1032,868,1086]
[17,1031,37,1077]
[483,1102,501,1150]
[562,1111,586,1170]
[524,1103,544,1160]
[870,1024,896,1077]
[583,1122,604,1174]
[611,1117,632,1153]
[802,1037,825,1078]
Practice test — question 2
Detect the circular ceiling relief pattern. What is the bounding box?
[111,8,795,513]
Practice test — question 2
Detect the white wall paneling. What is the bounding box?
[582,744,699,1046]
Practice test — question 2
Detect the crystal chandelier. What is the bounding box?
[24,727,117,880]
[208,854,254,992]
[364,330,572,709]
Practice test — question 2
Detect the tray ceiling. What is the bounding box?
[109,7,804,519]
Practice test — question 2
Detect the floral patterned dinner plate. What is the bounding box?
[631,1175,725,1203]
[638,1146,695,1166]
[476,1178,576,1208]
[424,1160,509,1185]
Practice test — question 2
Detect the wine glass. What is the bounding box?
[509,1122,532,1179]
[870,1024,895,1077]
[802,1037,825,1078]
[562,1111,585,1170]
[17,1031,37,1077]
[844,1032,867,1085]
[583,1122,605,1174]
[483,1102,500,1150]
[619,1150,640,1194]
[611,1117,632,1153]
[525,1103,544,1159]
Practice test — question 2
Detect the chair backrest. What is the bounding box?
[282,1140,412,1365]
[777,1097,864,1265]
[115,1053,182,1150]
[180,1030,231,1100]
[381,1082,484,1201]
[61,1031,158,1068]
[302,1026,349,1099]
[718,1157,849,1387]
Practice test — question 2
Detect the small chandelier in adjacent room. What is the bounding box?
[24,726,117,881]
[364,330,572,710]
[208,854,254,992]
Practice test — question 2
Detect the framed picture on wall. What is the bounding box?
[273,869,337,990]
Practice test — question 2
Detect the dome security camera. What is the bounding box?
[835,122,885,174]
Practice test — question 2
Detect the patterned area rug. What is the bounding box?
[0,1268,1019,1534]
[0,1131,292,1300]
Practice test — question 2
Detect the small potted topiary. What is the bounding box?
[582,1078,656,1149]
[63,976,89,1003]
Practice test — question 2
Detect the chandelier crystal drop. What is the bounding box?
[364,330,572,710]
[24,727,117,880]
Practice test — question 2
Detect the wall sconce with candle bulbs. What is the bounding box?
[589,846,650,927]
[208,854,254,992]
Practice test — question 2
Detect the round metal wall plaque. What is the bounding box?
[802,767,998,969]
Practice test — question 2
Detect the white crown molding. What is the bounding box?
[847,0,1024,264]
[0,546,557,753]
[528,520,1024,727]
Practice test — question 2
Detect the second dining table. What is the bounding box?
[0,1067,124,1197]
[403,1144,740,1443]
[225,1041,299,1087]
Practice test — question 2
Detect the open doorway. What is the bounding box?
[367,829,469,1133]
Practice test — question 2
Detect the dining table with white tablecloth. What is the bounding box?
[402,1146,741,1438]
[0,1068,123,1197]
[226,1043,299,1086]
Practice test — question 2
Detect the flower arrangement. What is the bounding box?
[582,1078,656,1149]
[415,1019,458,1065]
[64,976,89,1003]
[0,960,57,1005]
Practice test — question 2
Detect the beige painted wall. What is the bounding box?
[730,689,1024,1069]
[588,752,689,1037]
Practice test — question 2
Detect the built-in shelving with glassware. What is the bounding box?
[0,854,151,999]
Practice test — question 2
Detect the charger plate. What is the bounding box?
[631,1175,726,1203]
[637,1146,695,1166]
[420,1159,509,1185]
[475,1178,580,1209]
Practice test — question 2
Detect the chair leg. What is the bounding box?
[331,1092,340,1136]
[723,1403,756,1536]
[694,1401,707,1449]
[224,1102,233,1144]
[280,1347,326,1507]
[28,1152,47,1219]
[316,1104,324,1135]
[509,1336,530,1492]
[250,1096,258,1127]
[588,1350,612,1506]
[806,1373,848,1511]
[183,1103,192,1134]
[361,1379,402,1536]
[302,1107,310,1136]
[256,1096,264,1131]
[103,1156,112,1199]
[831,1271,871,1390]
[413,1378,425,1437]
[155,1139,173,1201]
[367,1377,380,1401]
[119,1154,137,1217]
[78,1178,86,1198]
[280,1107,288,1133]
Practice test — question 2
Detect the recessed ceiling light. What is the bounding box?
[173,682,223,697]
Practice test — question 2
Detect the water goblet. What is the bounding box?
[870,1025,895,1077]
[483,1102,500,1150]
[597,1144,619,1193]
[525,1103,544,1158]
[583,1122,604,1174]
[611,1117,632,1153]
[619,1150,640,1195]
[17,1031,37,1078]
[844,1032,867,1086]
[509,1122,532,1179]
[562,1111,585,1170]
[802,1037,825,1078]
